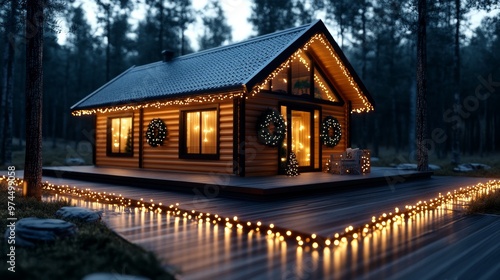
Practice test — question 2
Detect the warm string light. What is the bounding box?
[249,33,374,113]
[323,180,499,249]
[361,150,371,174]
[309,34,373,113]
[3,176,494,250]
[1,176,312,248]
[320,116,342,147]
[286,152,300,177]
[73,34,373,117]
[146,118,167,147]
[256,108,286,147]
[313,73,336,102]
[72,92,245,116]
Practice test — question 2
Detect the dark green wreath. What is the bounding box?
[146,118,167,147]
[320,116,342,147]
[256,108,286,147]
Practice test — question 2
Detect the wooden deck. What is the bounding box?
[42,165,432,199]
[32,172,499,280]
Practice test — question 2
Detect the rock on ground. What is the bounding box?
[56,206,101,222]
[453,163,492,172]
[4,217,77,247]
[394,163,441,171]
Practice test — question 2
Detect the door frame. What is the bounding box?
[279,102,322,173]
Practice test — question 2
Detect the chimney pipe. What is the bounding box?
[162,50,175,62]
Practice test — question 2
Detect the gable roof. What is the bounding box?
[72,20,374,115]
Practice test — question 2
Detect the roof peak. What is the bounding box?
[166,20,323,63]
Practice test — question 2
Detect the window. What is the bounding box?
[291,55,311,96]
[271,67,288,93]
[108,116,133,156]
[181,108,218,159]
[314,70,336,102]
[268,52,341,103]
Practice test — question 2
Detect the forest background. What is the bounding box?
[0,0,499,170]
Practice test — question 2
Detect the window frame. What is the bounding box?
[179,105,220,160]
[106,114,134,157]
[268,51,345,106]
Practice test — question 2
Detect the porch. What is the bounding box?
[42,165,432,200]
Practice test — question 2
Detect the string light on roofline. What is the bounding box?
[73,34,373,116]
[72,92,245,116]
[249,33,374,113]
[3,176,495,250]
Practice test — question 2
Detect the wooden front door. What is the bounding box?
[280,105,320,173]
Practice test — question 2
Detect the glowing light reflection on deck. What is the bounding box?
[20,177,496,278]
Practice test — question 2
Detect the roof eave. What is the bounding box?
[319,26,376,109]
[244,19,375,111]
[71,84,246,113]
[71,66,136,110]
[243,20,322,91]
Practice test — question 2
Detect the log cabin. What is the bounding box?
[71,20,375,177]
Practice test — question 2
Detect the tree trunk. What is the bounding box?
[416,0,428,171]
[1,0,17,165]
[2,49,15,165]
[479,108,486,157]
[51,99,57,148]
[451,0,461,164]
[408,79,416,158]
[159,1,164,54]
[0,54,5,163]
[24,0,44,200]
[62,48,69,142]
[106,7,111,81]
[360,1,368,149]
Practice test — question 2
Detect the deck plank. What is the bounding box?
[23,170,499,279]
[42,165,432,199]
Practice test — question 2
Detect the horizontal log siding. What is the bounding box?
[142,101,234,174]
[245,93,347,176]
[95,95,347,176]
[320,105,348,169]
[244,95,281,176]
[95,111,140,168]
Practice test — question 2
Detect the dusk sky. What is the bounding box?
[59,0,496,51]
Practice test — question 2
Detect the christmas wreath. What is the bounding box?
[256,108,286,147]
[320,116,342,147]
[146,118,167,147]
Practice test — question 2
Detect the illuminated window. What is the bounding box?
[268,52,340,103]
[271,67,288,93]
[314,70,337,102]
[181,108,218,159]
[291,55,311,96]
[108,116,133,156]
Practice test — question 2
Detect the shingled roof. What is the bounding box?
[72,20,374,112]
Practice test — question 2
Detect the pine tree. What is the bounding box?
[416,0,429,171]
[286,152,300,177]
[0,0,17,165]
[249,0,296,35]
[96,0,133,81]
[24,0,45,200]
[199,0,232,50]
[125,127,133,154]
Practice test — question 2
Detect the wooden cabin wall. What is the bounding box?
[95,95,348,176]
[95,100,234,174]
[244,94,281,176]
[142,100,234,174]
[320,104,348,168]
[244,93,348,176]
[95,111,140,168]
